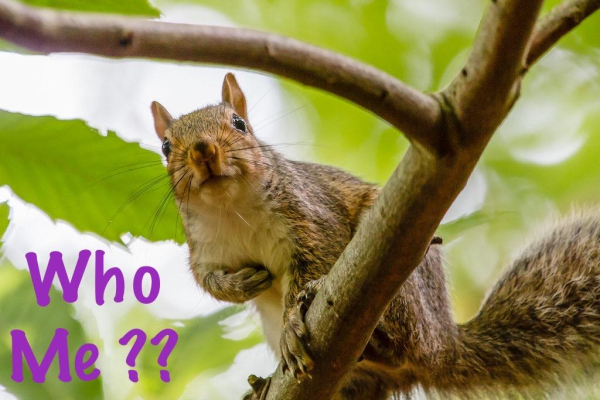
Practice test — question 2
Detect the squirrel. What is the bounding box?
[150,73,600,399]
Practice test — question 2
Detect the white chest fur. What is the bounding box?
[185,187,293,354]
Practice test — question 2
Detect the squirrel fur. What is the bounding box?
[151,73,600,399]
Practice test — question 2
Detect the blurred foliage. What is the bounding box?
[17,0,159,16]
[122,307,261,400]
[0,264,104,400]
[436,210,519,239]
[0,39,31,54]
[0,111,184,244]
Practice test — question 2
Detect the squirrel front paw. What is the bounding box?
[204,266,272,303]
[279,277,325,380]
[280,302,313,380]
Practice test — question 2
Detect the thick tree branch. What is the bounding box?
[266,0,545,397]
[265,147,479,399]
[528,0,600,66]
[0,0,442,154]
[444,0,544,145]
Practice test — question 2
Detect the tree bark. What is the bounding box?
[528,0,600,66]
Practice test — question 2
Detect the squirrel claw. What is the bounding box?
[279,277,326,381]
[280,306,314,381]
[296,277,326,305]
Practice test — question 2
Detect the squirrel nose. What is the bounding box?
[191,141,217,163]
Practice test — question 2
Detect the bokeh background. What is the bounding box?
[0,0,599,399]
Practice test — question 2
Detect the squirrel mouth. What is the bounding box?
[199,174,229,192]
[190,161,227,187]
[203,174,225,183]
[200,165,227,187]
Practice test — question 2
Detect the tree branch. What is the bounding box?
[0,0,443,154]
[527,0,600,67]
[444,0,545,144]
[266,0,545,397]
[265,147,480,399]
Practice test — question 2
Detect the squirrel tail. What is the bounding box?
[440,211,600,393]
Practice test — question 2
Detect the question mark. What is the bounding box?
[119,328,147,382]
[150,328,179,383]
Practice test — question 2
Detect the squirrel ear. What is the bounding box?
[151,101,173,141]
[222,73,249,123]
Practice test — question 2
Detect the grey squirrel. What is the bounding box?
[151,73,600,399]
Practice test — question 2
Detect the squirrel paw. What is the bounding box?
[242,375,271,400]
[280,302,314,380]
[279,277,325,380]
[207,266,272,303]
[228,266,273,301]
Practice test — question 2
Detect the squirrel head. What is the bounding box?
[151,73,270,206]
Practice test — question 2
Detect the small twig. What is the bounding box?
[528,0,600,66]
[444,0,544,144]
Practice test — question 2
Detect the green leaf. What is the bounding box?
[18,0,160,16]
[0,202,8,244]
[0,263,103,399]
[0,110,184,244]
[0,39,34,54]
[438,210,520,240]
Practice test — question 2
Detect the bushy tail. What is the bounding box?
[444,212,600,393]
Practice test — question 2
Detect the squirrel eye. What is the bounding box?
[162,139,171,157]
[232,114,247,133]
